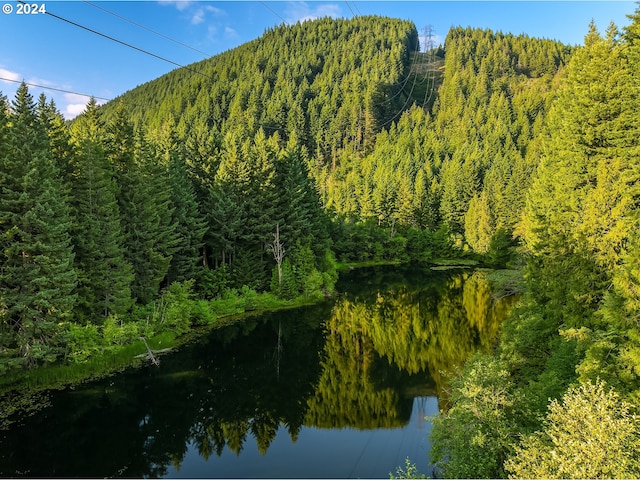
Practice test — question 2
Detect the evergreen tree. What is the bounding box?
[106,103,177,304]
[158,120,208,285]
[69,98,134,320]
[0,84,77,367]
[519,21,639,324]
[464,191,494,254]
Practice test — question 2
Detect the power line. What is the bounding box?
[19,1,211,80]
[83,1,212,59]
[348,0,363,16]
[0,76,111,102]
[420,25,438,110]
[369,40,422,110]
[259,1,287,24]
[344,1,356,17]
[10,1,429,133]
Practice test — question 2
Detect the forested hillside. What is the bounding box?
[2,9,640,475]
[431,13,640,479]
[100,16,420,164]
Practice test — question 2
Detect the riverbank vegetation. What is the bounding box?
[430,10,640,478]
[2,7,640,475]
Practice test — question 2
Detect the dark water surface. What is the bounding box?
[0,265,514,478]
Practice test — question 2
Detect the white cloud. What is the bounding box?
[62,93,106,120]
[65,103,88,119]
[0,68,21,83]
[64,92,88,105]
[191,4,226,25]
[225,26,238,39]
[205,5,225,16]
[284,1,341,24]
[191,8,206,24]
[157,0,193,12]
[206,25,218,42]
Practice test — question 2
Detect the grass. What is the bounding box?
[335,259,404,271]
[485,268,525,299]
[0,331,179,392]
[0,289,328,396]
[430,258,480,266]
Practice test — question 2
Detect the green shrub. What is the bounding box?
[505,380,640,479]
[160,281,196,335]
[190,300,216,326]
[65,323,102,363]
[240,285,259,310]
[430,354,521,479]
[390,458,426,479]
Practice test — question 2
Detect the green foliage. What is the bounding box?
[64,323,102,363]
[239,285,259,311]
[390,458,427,479]
[464,191,494,254]
[195,265,230,300]
[429,354,522,479]
[0,83,78,368]
[505,380,640,479]
[431,11,640,478]
[330,219,456,264]
[156,281,196,335]
[69,97,134,321]
[270,259,298,300]
[485,228,514,267]
[98,16,418,167]
[102,315,141,346]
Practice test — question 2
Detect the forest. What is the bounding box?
[2,8,640,476]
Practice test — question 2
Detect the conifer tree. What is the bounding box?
[464,191,494,254]
[69,98,134,320]
[520,21,639,322]
[0,84,77,367]
[106,103,177,304]
[158,120,208,285]
[36,95,74,186]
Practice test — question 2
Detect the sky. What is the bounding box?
[0,0,637,119]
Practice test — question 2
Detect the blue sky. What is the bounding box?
[0,1,637,118]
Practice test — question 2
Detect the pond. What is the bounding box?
[0,265,515,478]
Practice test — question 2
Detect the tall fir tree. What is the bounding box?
[69,98,134,321]
[158,120,207,285]
[106,103,177,304]
[0,84,77,367]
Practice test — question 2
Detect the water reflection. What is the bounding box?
[0,266,514,478]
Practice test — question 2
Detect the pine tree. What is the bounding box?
[36,95,74,185]
[0,84,77,367]
[464,191,494,254]
[159,120,208,285]
[520,21,639,322]
[106,103,177,304]
[69,98,134,320]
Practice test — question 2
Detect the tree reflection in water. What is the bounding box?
[0,266,515,478]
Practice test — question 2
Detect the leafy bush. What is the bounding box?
[240,285,259,310]
[190,300,216,326]
[65,323,102,363]
[390,458,426,479]
[430,354,521,479]
[505,380,640,479]
[102,315,141,346]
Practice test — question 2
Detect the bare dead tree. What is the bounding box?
[267,222,286,286]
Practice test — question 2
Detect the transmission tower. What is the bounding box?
[423,24,435,53]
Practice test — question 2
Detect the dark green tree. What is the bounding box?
[0,84,77,367]
[69,98,134,321]
[106,103,177,304]
[157,120,207,285]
